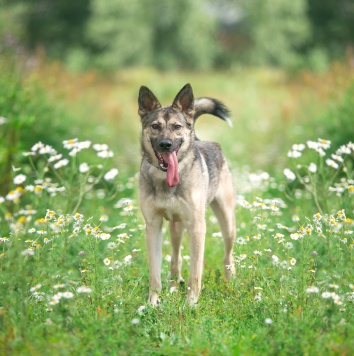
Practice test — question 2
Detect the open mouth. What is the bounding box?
[154,144,181,187]
[154,145,181,172]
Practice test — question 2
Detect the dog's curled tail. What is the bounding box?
[194,98,232,127]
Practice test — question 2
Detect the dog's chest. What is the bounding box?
[154,188,190,222]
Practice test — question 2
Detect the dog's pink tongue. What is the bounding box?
[162,152,179,187]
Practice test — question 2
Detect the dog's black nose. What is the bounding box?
[159,139,173,151]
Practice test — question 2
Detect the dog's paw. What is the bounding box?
[169,278,185,293]
[148,292,160,306]
[225,263,236,280]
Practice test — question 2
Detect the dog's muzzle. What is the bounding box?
[153,142,181,187]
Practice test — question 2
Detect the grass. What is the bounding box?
[0,57,354,355]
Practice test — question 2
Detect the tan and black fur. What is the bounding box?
[138,83,236,306]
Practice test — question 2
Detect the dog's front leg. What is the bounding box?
[169,221,184,292]
[185,216,206,306]
[145,216,163,305]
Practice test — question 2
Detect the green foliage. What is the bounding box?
[238,0,311,68]
[86,0,218,70]
[307,0,354,64]
[317,83,354,150]
[1,0,353,71]
[0,58,354,354]
[0,62,76,195]
[0,133,353,354]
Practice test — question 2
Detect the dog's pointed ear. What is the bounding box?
[172,83,194,116]
[138,86,161,118]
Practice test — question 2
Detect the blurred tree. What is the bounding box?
[1,0,353,71]
[237,0,311,68]
[307,0,354,64]
[0,0,90,58]
[86,0,219,70]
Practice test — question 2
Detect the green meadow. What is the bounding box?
[1,58,354,355]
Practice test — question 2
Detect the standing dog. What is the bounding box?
[138,83,236,306]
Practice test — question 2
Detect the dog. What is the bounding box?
[138,83,236,306]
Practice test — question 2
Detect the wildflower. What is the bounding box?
[30,284,42,292]
[283,168,296,181]
[97,150,114,158]
[325,159,339,169]
[6,190,21,201]
[322,292,332,299]
[103,258,111,266]
[104,168,119,181]
[0,116,7,124]
[290,233,301,240]
[239,254,247,260]
[93,143,108,151]
[236,236,247,245]
[0,196,4,204]
[53,159,69,170]
[31,142,44,152]
[329,283,339,289]
[131,318,140,325]
[284,242,293,249]
[264,318,273,325]
[253,250,262,256]
[79,162,90,173]
[308,162,317,173]
[21,249,35,256]
[124,255,132,265]
[288,150,302,158]
[39,145,56,155]
[77,286,92,293]
[280,261,288,269]
[99,233,111,240]
[107,242,117,249]
[63,138,78,149]
[255,293,262,301]
[306,286,319,293]
[292,143,306,151]
[77,140,91,150]
[313,212,322,220]
[53,284,66,289]
[290,258,296,266]
[337,144,351,155]
[292,215,300,222]
[331,154,344,163]
[272,255,279,265]
[13,174,26,185]
[337,210,346,220]
[78,250,86,256]
[73,212,83,220]
[99,215,109,222]
[318,138,331,149]
[61,292,74,299]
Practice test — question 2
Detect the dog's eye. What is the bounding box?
[151,124,160,130]
[174,124,182,130]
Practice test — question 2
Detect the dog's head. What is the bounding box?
[138,84,195,187]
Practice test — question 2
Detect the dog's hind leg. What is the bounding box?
[211,171,236,280]
[169,221,185,292]
[145,216,164,305]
